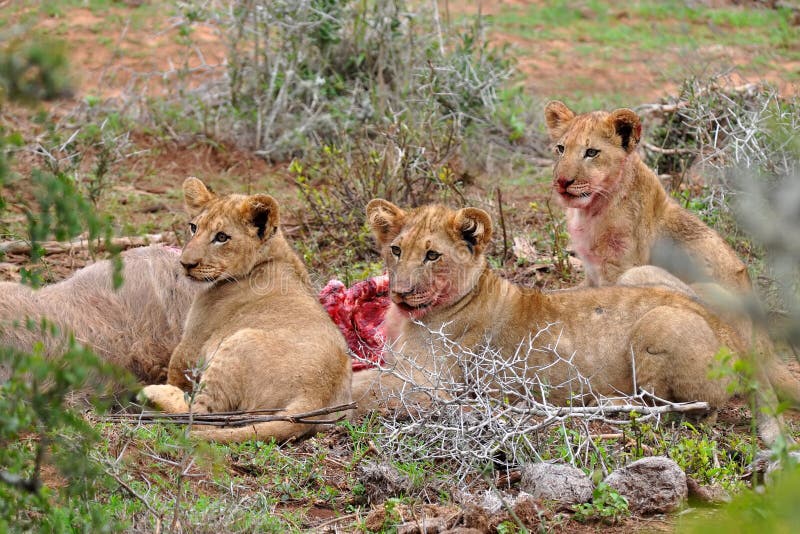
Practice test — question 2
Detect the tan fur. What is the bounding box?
[351,200,798,444]
[141,178,351,443]
[544,101,800,409]
[0,245,200,385]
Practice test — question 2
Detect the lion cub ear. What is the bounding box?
[544,100,576,140]
[607,108,642,152]
[367,199,406,246]
[453,207,493,255]
[183,177,216,217]
[242,194,279,240]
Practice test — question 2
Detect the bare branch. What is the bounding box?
[362,323,711,482]
[103,402,357,427]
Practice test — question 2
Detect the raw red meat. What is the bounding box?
[319,275,390,371]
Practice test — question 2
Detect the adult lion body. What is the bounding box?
[543,101,800,406]
[141,178,352,443]
[0,246,200,384]
[351,200,798,443]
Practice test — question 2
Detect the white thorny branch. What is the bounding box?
[353,321,710,483]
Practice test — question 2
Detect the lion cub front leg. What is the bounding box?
[140,384,191,413]
[167,340,203,391]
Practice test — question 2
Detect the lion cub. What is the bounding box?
[543,100,750,292]
[351,199,799,443]
[543,102,800,407]
[141,178,351,443]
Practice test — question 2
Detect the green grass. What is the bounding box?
[490,0,799,62]
[81,414,769,532]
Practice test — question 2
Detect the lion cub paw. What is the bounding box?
[139,384,190,413]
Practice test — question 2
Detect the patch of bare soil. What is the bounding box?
[35,6,226,100]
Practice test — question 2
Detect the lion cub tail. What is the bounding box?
[191,421,317,443]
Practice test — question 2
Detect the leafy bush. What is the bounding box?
[1,35,130,531]
[0,326,129,531]
[0,36,71,103]
[679,464,800,533]
[572,482,629,524]
[22,169,122,286]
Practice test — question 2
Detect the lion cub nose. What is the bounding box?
[180,260,199,271]
[392,285,415,298]
[557,176,575,189]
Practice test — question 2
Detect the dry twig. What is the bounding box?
[103,402,357,428]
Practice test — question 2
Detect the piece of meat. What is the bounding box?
[319,275,389,371]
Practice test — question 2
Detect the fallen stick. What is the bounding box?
[0,232,178,256]
[506,399,710,418]
[102,402,357,428]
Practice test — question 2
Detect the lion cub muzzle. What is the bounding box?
[179,246,203,277]
[391,286,436,311]
[178,239,215,281]
[555,176,592,202]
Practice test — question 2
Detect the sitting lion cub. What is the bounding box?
[543,101,800,406]
[351,200,799,443]
[141,178,352,443]
[543,100,750,292]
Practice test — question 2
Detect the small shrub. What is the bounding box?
[572,482,629,524]
[174,0,514,159]
[292,120,467,275]
[644,77,800,180]
[0,326,129,531]
[0,36,71,103]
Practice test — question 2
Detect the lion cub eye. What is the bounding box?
[584,148,600,158]
[424,250,442,262]
[188,222,197,234]
[213,232,230,243]
[555,144,565,155]
[390,245,401,257]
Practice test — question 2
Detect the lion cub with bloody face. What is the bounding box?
[350,200,797,443]
[543,102,800,408]
[544,100,750,292]
[141,178,351,443]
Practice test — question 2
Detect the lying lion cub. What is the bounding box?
[351,200,798,443]
[544,101,800,406]
[543,100,750,292]
[141,178,352,443]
